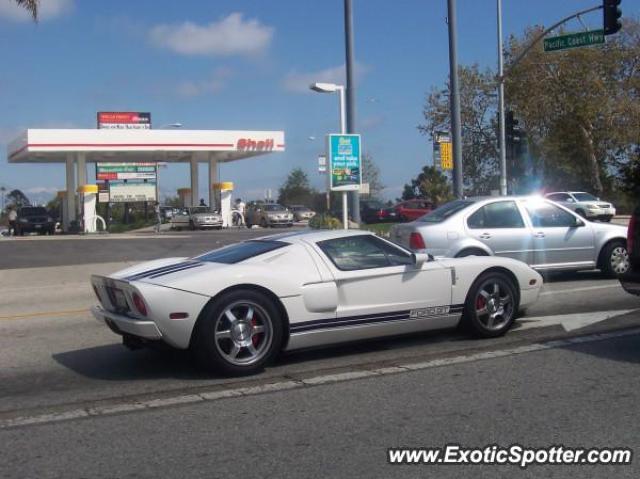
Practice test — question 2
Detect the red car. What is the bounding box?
[395,200,433,222]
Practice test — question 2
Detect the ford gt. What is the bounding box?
[91,230,543,375]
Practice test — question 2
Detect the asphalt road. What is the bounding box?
[1,229,639,477]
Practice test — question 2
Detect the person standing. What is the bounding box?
[8,207,17,236]
[154,202,162,233]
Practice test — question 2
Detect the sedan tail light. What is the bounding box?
[409,232,426,250]
[132,292,148,317]
[628,214,636,255]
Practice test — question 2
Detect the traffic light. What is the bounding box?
[603,0,622,36]
[505,110,521,147]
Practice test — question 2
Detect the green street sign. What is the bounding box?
[544,29,605,52]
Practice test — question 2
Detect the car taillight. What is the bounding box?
[409,232,426,250]
[629,215,636,255]
[132,292,148,316]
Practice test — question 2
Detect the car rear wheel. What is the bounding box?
[193,290,283,376]
[599,241,629,277]
[461,272,518,338]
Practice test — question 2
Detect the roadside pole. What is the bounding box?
[497,0,507,196]
[447,0,464,198]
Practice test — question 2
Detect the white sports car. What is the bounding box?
[91,230,543,375]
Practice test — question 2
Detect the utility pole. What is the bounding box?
[447,0,464,198]
[497,0,507,195]
[344,0,361,223]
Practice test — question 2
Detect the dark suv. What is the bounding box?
[15,206,56,235]
[620,205,640,296]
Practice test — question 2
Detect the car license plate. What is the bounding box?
[35,224,42,229]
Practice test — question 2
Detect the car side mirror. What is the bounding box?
[411,252,431,266]
[566,198,574,203]
[573,218,585,227]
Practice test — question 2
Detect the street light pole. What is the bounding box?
[310,82,349,230]
[344,0,361,224]
[447,0,464,198]
[497,0,508,196]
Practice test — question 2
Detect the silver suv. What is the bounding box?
[545,191,615,222]
[390,196,629,277]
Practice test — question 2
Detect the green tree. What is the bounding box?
[361,152,384,198]
[277,168,317,206]
[505,19,640,196]
[402,166,454,207]
[419,65,499,195]
[15,0,38,21]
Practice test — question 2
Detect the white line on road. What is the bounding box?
[540,284,621,296]
[2,327,639,430]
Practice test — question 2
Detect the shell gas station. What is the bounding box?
[6,112,285,233]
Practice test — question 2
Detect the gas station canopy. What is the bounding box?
[8,128,285,163]
[6,128,285,231]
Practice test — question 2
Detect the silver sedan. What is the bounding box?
[390,196,629,277]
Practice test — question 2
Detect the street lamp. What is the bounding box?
[310,82,348,229]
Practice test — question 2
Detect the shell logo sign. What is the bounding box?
[236,138,275,151]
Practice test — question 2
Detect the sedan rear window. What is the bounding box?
[196,240,288,264]
[417,200,474,223]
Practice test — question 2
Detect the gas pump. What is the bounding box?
[213,182,233,227]
[77,184,105,233]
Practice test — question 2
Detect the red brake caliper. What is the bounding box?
[476,295,486,311]
[251,318,260,347]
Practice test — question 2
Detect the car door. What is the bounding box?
[521,198,596,269]
[313,235,452,319]
[464,200,534,264]
[172,209,189,228]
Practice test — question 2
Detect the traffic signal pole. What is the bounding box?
[497,0,507,196]
[447,0,464,199]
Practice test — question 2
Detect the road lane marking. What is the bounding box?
[540,284,621,296]
[517,309,636,332]
[2,327,639,430]
[0,309,88,321]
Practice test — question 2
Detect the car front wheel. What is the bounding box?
[461,272,518,338]
[600,241,629,277]
[193,290,283,376]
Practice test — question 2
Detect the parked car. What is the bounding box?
[360,199,397,224]
[90,229,542,375]
[395,199,434,222]
[245,203,293,228]
[170,207,223,230]
[15,206,56,235]
[390,196,629,277]
[544,191,615,222]
[619,204,640,296]
[288,205,316,222]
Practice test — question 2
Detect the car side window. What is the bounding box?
[318,235,413,271]
[525,201,577,227]
[467,201,525,229]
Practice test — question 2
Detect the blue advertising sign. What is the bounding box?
[327,134,362,191]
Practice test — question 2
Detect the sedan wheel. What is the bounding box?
[194,290,283,375]
[462,272,518,338]
[601,242,629,277]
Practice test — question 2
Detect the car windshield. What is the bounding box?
[573,193,598,201]
[264,205,286,211]
[20,207,47,216]
[190,207,213,214]
[196,240,288,264]
[417,200,475,223]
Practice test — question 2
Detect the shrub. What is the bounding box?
[309,213,342,230]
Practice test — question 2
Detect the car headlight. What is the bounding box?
[587,204,599,210]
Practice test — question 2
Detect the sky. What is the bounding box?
[0,0,637,205]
